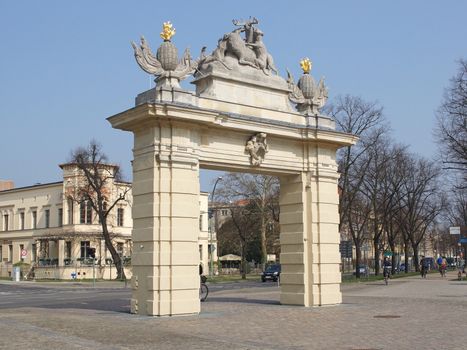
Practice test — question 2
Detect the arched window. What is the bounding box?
[80,200,93,224]
[117,208,124,227]
[87,201,92,224]
[67,197,74,224]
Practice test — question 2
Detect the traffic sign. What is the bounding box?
[384,251,393,257]
[21,249,27,257]
[450,227,461,235]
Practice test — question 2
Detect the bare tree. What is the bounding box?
[379,145,408,273]
[395,155,444,271]
[361,138,407,275]
[445,185,467,227]
[435,59,467,186]
[68,140,130,280]
[216,173,279,269]
[325,95,386,277]
[218,203,259,279]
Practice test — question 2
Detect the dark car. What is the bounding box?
[353,264,369,277]
[446,257,456,269]
[261,264,281,282]
[398,263,406,273]
[423,257,436,270]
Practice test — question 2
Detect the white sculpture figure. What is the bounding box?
[245,133,269,166]
[197,18,278,76]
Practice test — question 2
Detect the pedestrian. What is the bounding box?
[441,257,447,277]
[437,256,444,276]
[457,259,465,280]
[420,256,429,278]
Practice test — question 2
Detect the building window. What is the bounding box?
[87,201,92,224]
[66,241,72,259]
[3,214,9,231]
[32,244,36,262]
[199,215,203,231]
[0,245,2,261]
[8,244,13,262]
[117,208,124,227]
[80,200,93,224]
[45,209,50,228]
[80,201,85,224]
[80,241,95,258]
[116,242,124,254]
[67,197,74,224]
[20,212,25,230]
[32,211,37,229]
[20,244,24,262]
[221,209,228,216]
[58,208,63,227]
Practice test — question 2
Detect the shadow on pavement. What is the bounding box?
[207,296,280,305]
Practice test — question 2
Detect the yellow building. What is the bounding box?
[0,164,211,279]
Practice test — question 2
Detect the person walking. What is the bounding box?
[383,257,392,285]
[437,256,444,277]
[441,257,447,277]
[420,256,429,278]
[457,258,465,280]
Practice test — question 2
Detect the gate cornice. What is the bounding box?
[108,102,358,149]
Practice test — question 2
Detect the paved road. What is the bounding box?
[0,272,466,349]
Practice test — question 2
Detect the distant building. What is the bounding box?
[0,165,213,279]
[0,180,14,191]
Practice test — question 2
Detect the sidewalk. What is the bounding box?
[0,279,128,289]
[0,271,466,349]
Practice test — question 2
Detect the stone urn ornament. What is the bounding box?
[287,57,328,116]
[131,21,198,88]
[157,22,178,71]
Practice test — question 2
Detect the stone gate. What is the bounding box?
[108,19,357,316]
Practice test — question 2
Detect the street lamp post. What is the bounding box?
[209,176,222,277]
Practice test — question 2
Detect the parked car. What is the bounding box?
[446,257,456,269]
[424,257,436,270]
[261,264,281,282]
[353,265,369,277]
[398,263,406,273]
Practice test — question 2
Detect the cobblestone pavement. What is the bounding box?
[0,271,466,350]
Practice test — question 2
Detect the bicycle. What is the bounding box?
[200,275,209,302]
[383,266,391,285]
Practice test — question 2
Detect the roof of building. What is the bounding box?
[0,181,62,194]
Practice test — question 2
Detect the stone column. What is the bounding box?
[307,168,342,306]
[131,124,200,316]
[58,240,65,266]
[279,170,341,307]
[279,173,309,305]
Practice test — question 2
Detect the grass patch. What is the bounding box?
[342,271,422,283]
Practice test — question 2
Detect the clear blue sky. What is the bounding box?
[1,1,466,191]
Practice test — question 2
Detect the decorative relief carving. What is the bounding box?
[245,132,268,166]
